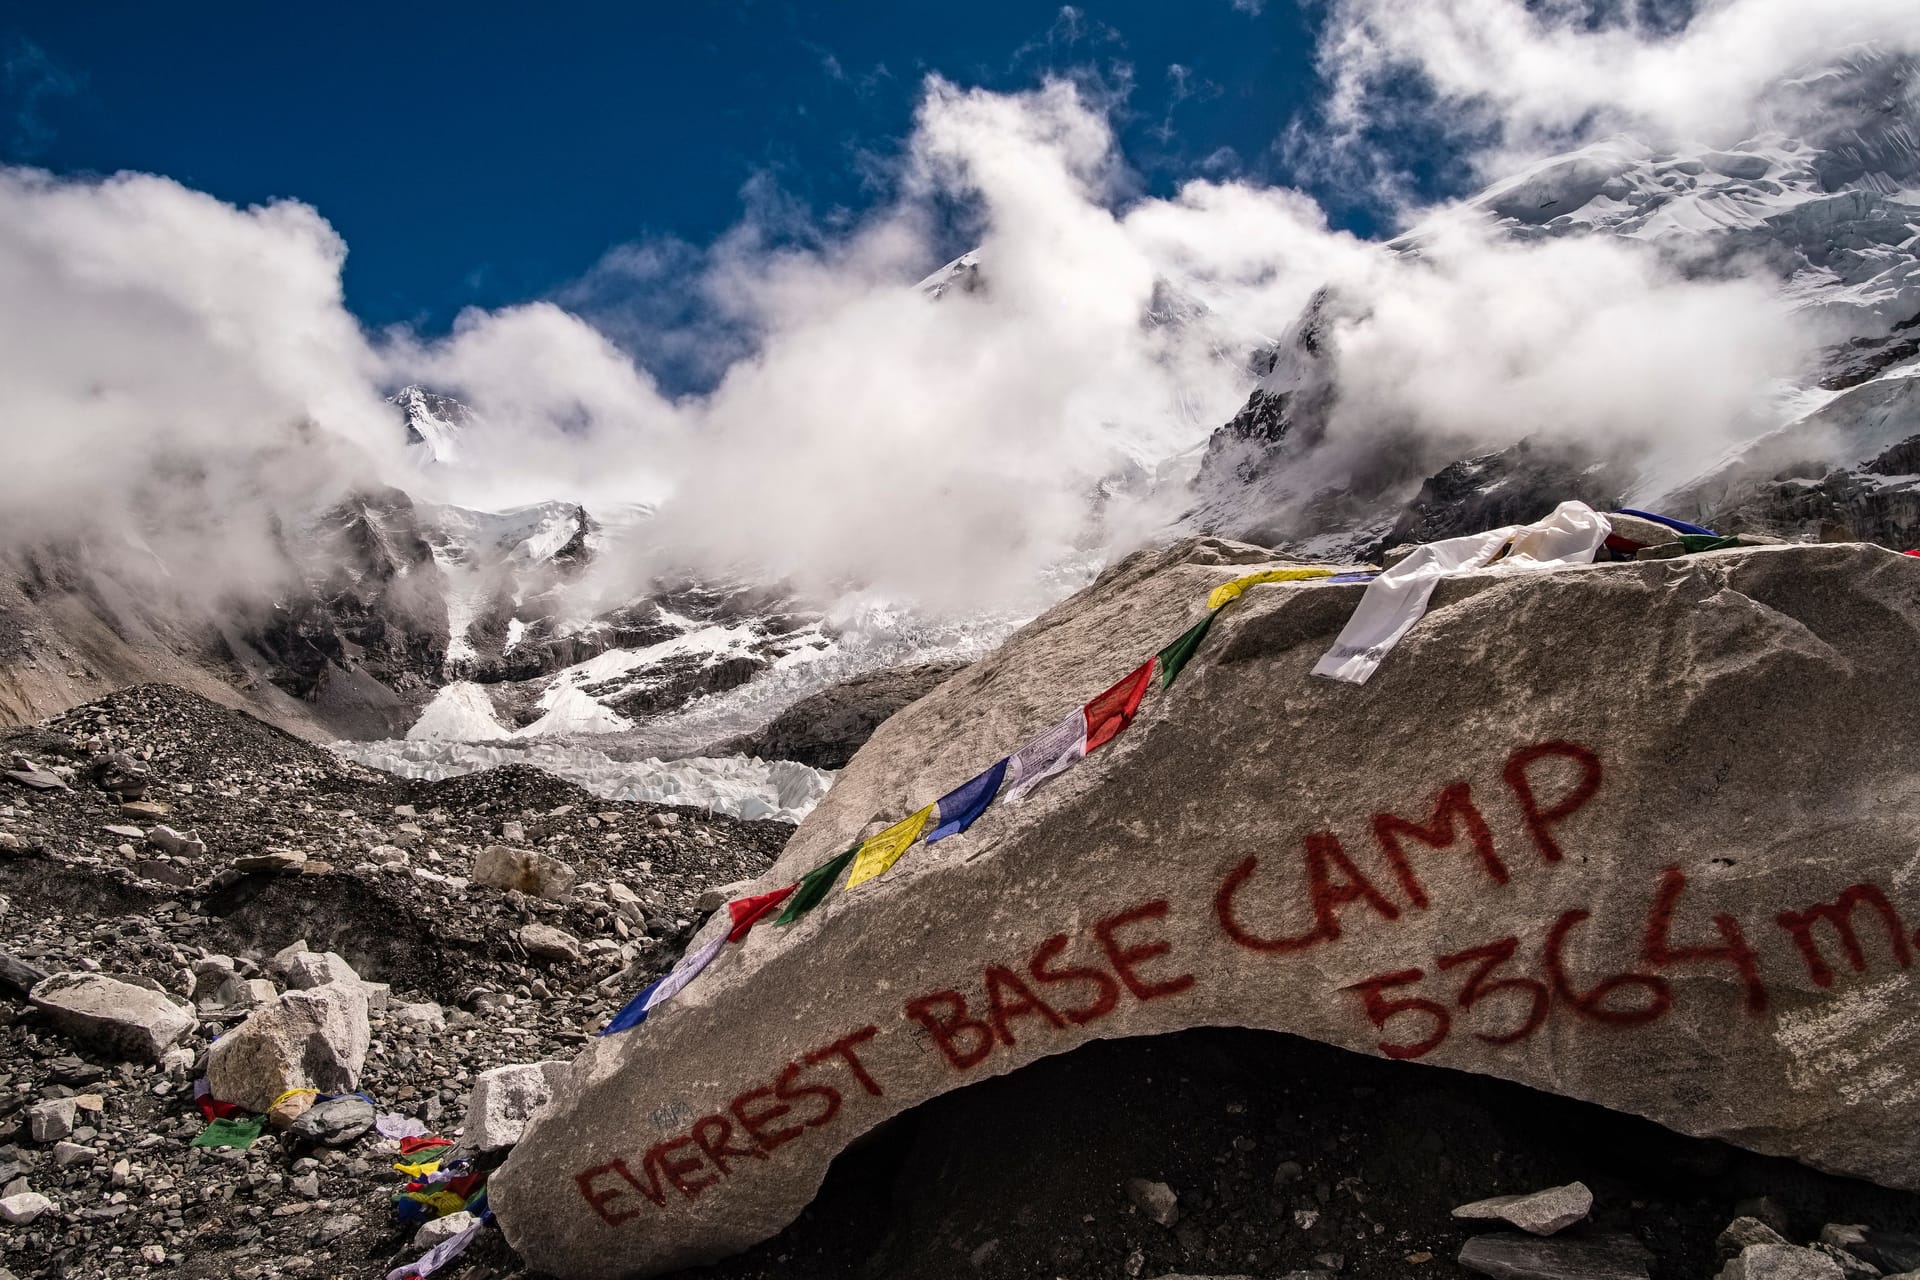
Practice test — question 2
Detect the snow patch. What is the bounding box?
[518,686,633,737]
[407,682,511,742]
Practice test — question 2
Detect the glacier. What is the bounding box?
[333,736,833,823]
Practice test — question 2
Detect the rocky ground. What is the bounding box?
[0,684,788,1280]
[3,685,1918,1280]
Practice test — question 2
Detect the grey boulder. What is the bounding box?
[1460,1232,1653,1280]
[490,541,1920,1279]
[0,1191,54,1225]
[287,1094,377,1147]
[471,845,576,901]
[29,973,192,1062]
[1453,1182,1593,1235]
[1719,1244,1849,1280]
[518,924,583,963]
[462,1061,569,1154]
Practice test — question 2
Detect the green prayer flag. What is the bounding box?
[192,1115,265,1150]
[1678,534,1743,554]
[776,846,858,924]
[1157,613,1218,689]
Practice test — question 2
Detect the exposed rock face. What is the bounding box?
[709,661,968,769]
[1376,443,1629,560]
[493,538,1920,1277]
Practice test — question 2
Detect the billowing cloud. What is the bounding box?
[0,168,401,601]
[1319,0,1920,175]
[3,1,1909,626]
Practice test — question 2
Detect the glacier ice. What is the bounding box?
[334,736,833,823]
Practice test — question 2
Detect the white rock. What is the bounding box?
[278,949,359,990]
[471,845,577,901]
[144,825,206,856]
[28,973,193,1062]
[1719,1243,1848,1280]
[414,1210,478,1249]
[0,1191,53,1225]
[26,1098,77,1143]
[205,983,371,1113]
[393,1002,446,1030]
[518,923,583,963]
[462,1061,570,1153]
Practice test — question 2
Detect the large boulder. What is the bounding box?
[205,982,370,1113]
[491,540,1920,1279]
[471,845,577,901]
[29,974,193,1062]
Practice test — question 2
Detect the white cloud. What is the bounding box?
[5,4,1905,625]
[1320,0,1920,173]
[0,168,402,601]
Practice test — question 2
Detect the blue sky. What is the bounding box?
[0,1,1349,338]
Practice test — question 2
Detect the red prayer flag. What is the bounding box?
[195,1094,245,1122]
[398,1135,452,1156]
[727,884,799,942]
[1082,658,1155,754]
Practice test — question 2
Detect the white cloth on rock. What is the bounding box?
[1313,501,1612,685]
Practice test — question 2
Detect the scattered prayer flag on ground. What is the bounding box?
[387,1216,485,1280]
[192,1078,245,1122]
[1003,707,1089,804]
[1156,614,1217,689]
[845,804,935,890]
[398,1135,452,1157]
[1084,659,1155,753]
[927,758,1009,843]
[1206,566,1335,610]
[191,1116,263,1150]
[376,1112,430,1140]
[777,846,858,923]
[728,884,799,941]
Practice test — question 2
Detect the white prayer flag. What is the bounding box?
[1314,501,1611,685]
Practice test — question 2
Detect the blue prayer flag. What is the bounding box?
[1616,508,1718,538]
[599,976,666,1036]
[926,758,1009,844]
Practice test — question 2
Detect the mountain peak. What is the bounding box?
[389,384,475,464]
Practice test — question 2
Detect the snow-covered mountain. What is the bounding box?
[8,48,1919,812]
[392,385,471,465]
[1188,46,1920,559]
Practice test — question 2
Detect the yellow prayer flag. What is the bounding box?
[1207,566,1334,610]
[393,1159,443,1177]
[843,805,935,891]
